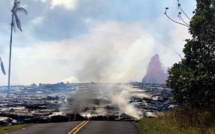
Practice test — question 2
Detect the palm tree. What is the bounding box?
[7,0,27,97]
[0,57,6,75]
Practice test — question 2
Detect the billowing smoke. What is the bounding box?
[72,22,153,83]
[110,90,142,119]
[61,76,79,83]
[60,86,99,113]
[60,84,143,119]
[57,23,155,119]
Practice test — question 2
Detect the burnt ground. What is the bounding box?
[0,83,175,126]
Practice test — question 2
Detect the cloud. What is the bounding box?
[0,0,196,85]
[51,0,77,10]
[29,16,44,26]
[0,19,191,85]
[40,0,48,3]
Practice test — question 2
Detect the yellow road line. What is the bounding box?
[73,120,89,134]
[68,120,89,134]
[68,121,86,134]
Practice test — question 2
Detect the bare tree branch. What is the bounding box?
[165,9,189,27]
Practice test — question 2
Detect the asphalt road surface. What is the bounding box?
[76,121,140,134]
[8,121,140,134]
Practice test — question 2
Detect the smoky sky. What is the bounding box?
[0,0,196,85]
[2,0,193,44]
[0,0,195,41]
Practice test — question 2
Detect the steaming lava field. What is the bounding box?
[0,83,175,126]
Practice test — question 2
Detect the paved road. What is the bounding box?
[8,121,140,134]
[77,121,140,134]
[8,121,82,134]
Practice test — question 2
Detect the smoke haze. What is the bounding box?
[110,90,142,119]
[60,84,143,119]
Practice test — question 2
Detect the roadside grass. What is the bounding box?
[136,108,215,134]
[0,124,32,134]
[136,117,197,134]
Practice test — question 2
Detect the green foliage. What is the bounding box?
[136,117,198,134]
[167,0,215,108]
[170,108,215,131]
[137,108,215,134]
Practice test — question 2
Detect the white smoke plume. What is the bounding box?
[60,84,143,119]
[109,88,143,119]
[61,86,98,113]
[61,76,79,83]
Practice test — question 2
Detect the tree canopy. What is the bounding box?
[167,0,215,108]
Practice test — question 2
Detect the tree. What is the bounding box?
[8,0,27,97]
[164,0,193,27]
[167,0,215,108]
[0,57,6,75]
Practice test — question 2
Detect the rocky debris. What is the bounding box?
[145,112,158,118]
[130,83,176,118]
[161,89,172,99]
[0,84,77,124]
[0,83,176,125]
[0,116,17,126]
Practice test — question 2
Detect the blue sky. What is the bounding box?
[0,0,196,85]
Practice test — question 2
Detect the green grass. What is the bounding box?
[0,124,32,134]
[136,108,215,134]
[136,117,198,134]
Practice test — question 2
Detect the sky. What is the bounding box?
[0,0,196,85]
